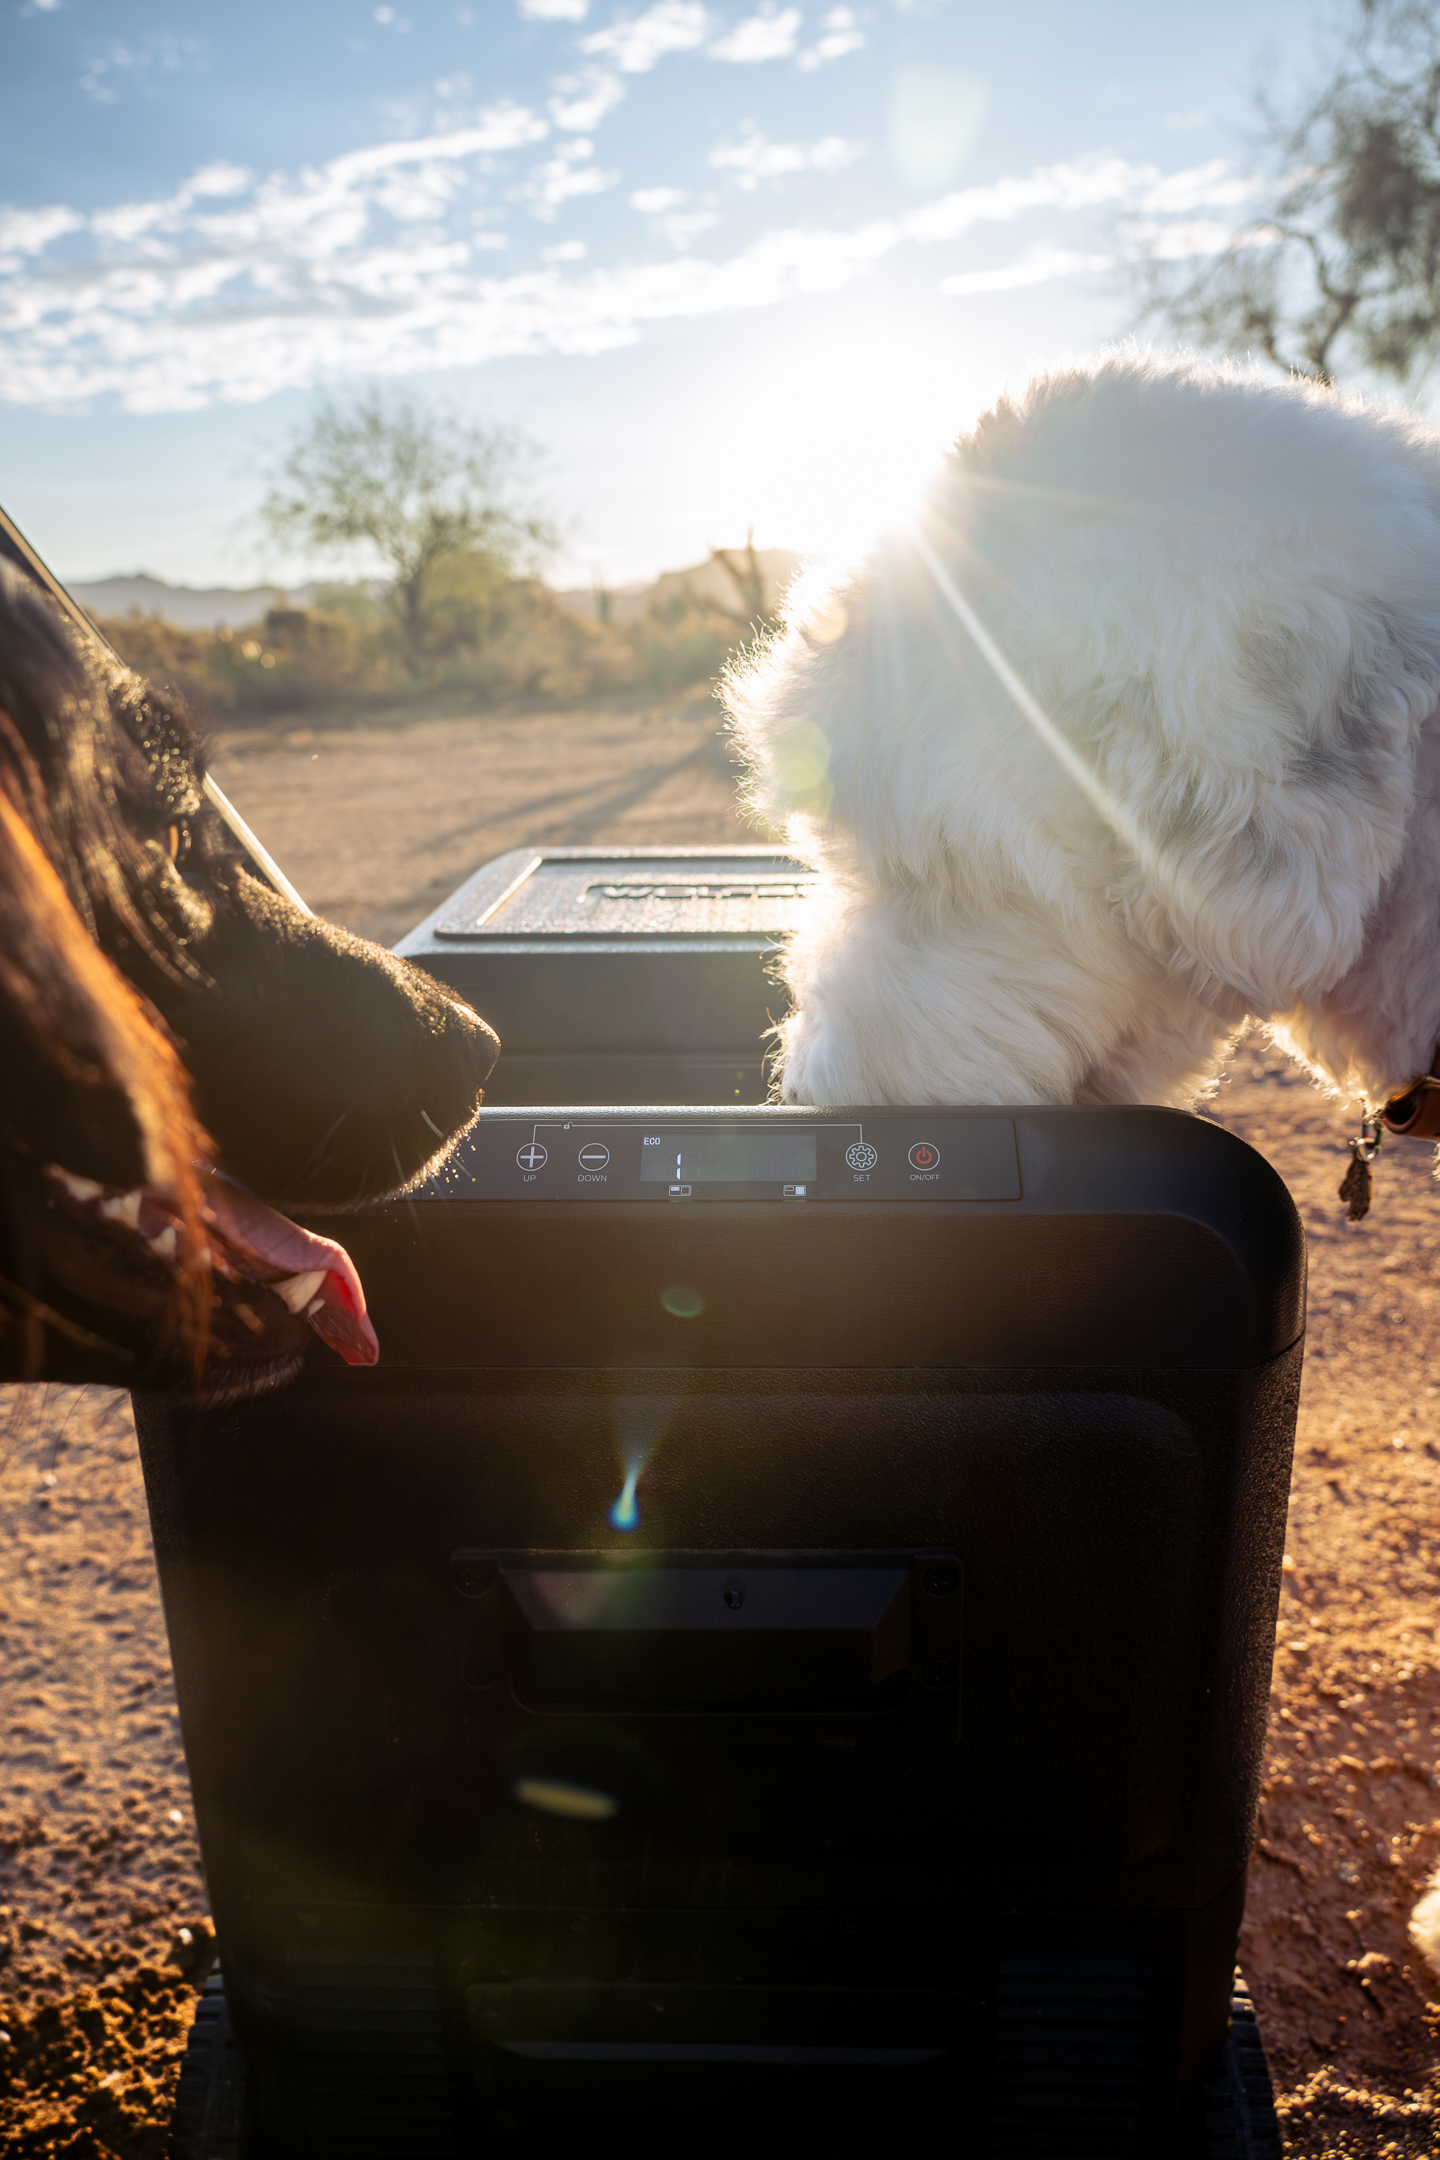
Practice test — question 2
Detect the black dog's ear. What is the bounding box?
[105,667,207,824]
[0,788,149,1198]
[142,871,498,1209]
[0,565,210,973]
[0,773,222,1377]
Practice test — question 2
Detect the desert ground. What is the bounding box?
[4,686,1440,2155]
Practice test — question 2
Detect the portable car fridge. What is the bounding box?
[138,1095,1302,2157]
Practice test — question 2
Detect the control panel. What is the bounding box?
[430,1110,1021,1202]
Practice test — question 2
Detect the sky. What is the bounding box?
[0,0,1328,590]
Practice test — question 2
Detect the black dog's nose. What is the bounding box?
[411,994,500,1158]
[446,996,500,1079]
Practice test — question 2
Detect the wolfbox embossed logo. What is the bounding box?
[589,881,812,902]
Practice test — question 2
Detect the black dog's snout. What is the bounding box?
[143,875,502,1210]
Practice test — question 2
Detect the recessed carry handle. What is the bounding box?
[451,1550,962,1715]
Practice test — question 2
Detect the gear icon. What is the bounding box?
[845,1141,878,1171]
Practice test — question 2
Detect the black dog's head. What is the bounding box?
[0,561,498,1390]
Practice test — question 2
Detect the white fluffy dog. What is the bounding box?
[728,349,1440,1988]
[724,352,1440,1119]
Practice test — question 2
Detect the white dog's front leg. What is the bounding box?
[773,883,1146,1107]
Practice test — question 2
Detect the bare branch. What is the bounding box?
[1129,0,1440,389]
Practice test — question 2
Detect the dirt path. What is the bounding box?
[207,685,747,948]
[4,698,1440,2156]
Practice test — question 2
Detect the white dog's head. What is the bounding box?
[724,354,1440,1114]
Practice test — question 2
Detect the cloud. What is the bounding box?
[629,188,718,246]
[548,68,626,130]
[1125,217,1276,263]
[511,138,619,219]
[709,6,800,62]
[798,6,863,69]
[81,31,205,103]
[711,130,865,189]
[189,162,253,197]
[658,208,720,247]
[896,154,1155,242]
[0,204,83,266]
[345,108,550,171]
[941,243,1114,296]
[521,0,590,15]
[1133,158,1258,215]
[580,1,709,72]
[0,149,1258,412]
[90,160,254,244]
[542,237,589,259]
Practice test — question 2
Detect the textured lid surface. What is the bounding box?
[432,850,817,940]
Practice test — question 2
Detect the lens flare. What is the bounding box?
[606,1397,673,1535]
[512,1776,618,1822]
[609,1462,643,1531]
[910,523,1204,930]
[888,65,989,193]
[771,718,833,817]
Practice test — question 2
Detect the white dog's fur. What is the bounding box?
[729,350,1440,1988]
[724,353,1440,1115]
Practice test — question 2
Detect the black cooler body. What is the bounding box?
[394,844,815,1104]
[134,1101,1303,2157]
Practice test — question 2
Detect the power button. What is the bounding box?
[908,1142,941,1171]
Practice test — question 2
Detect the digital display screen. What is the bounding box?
[639,1130,818,1184]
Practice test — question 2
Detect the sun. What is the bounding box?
[690,303,1001,568]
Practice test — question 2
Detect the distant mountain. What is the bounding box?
[66,551,807,635]
[68,573,320,630]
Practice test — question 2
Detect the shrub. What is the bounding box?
[93,547,784,721]
[96,602,393,720]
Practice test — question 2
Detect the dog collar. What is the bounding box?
[1380,1049,1440,1137]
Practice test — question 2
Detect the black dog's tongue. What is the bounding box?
[45,1164,379,1366]
[198,1172,379,1366]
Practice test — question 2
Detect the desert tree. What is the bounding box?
[1136,0,1440,387]
[259,392,555,667]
